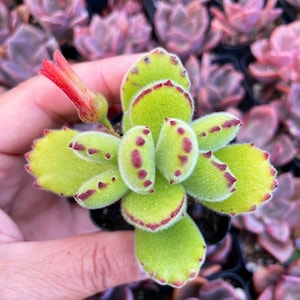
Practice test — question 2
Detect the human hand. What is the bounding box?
[0,54,148,299]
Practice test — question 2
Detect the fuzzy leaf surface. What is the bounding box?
[130,80,193,142]
[121,110,132,133]
[191,112,242,151]
[74,166,128,209]
[201,144,278,215]
[135,215,206,287]
[118,126,156,193]
[156,118,198,184]
[121,172,186,232]
[183,151,236,202]
[70,131,120,165]
[121,47,190,112]
[27,128,108,196]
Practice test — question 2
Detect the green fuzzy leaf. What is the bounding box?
[121,172,186,232]
[70,131,120,165]
[201,143,278,215]
[183,151,237,202]
[74,166,128,209]
[118,126,156,193]
[135,215,206,287]
[27,128,108,196]
[130,80,194,142]
[121,110,132,133]
[191,112,242,151]
[121,47,190,112]
[156,118,198,184]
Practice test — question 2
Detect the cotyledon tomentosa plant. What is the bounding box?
[26,47,277,288]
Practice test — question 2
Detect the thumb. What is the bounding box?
[0,231,148,299]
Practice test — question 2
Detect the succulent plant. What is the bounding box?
[236,104,297,166]
[206,233,232,261]
[232,172,300,264]
[252,258,300,299]
[0,24,58,88]
[0,2,12,43]
[0,2,29,44]
[73,10,152,60]
[172,274,247,300]
[185,54,245,117]
[96,279,165,300]
[249,20,300,92]
[106,0,143,15]
[26,47,277,287]
[24,0,88,43]
[154,1,221,58]
[210,0,282,45]
[270,82,300,142]
[158,0,209,4]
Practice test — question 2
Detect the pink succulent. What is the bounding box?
[271,82,300,142]
[0,24,58,87]
[0,2,11,43]
[24,0,88,42]
[154,1,221,58]
[253,259,300,299]
[185,54,245,117]
[236,104,297,166]
[172,274,246,300]
[74,11,152,60]
[210,0,282,45]
[0,2,29,44]
[106,0,143,15]
[232,172,300,263]
[249,20,300,89]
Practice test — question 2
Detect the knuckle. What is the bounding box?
[80,239,117,292]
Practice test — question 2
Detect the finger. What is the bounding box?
[0,231,148,299]
[0,54,141,155]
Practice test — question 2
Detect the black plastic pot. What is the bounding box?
[85,0,108,18]
[187,198,231,245]
[277,0,297,23]
[142,0,157,24]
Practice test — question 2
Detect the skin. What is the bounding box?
[0,54,148,299]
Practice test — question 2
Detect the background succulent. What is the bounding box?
[271,82,300,142]
[210,0,282,45]
[249,20,300,94]
[73,10,152,60]
[154,1,221,58]
[172,274,247,300]
[0,24,58,88]
[252,258,300,299]
[185,53,245,117]
[0,1,29,45]
[232,172,300,264]
[24,0,88,43]
[105,0,143,15]
[236,104,297,167]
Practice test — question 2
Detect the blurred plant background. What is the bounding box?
[2,0,300,299]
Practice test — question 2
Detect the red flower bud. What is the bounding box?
[40,50,108,125]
